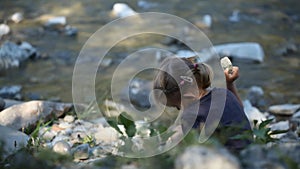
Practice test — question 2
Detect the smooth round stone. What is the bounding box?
[64,115,75,123]
[73,143,90,160]
[53,140,71,155]
[59,122,73,129]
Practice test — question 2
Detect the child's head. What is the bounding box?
[153,57,213,109]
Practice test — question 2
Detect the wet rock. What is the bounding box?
[0,41,38,70]
[64,115,75,123]
[112,3,137,18]
[229,10,240,22]
[240,143,300,169]
[213,42,264,63]
[0,125,29,160]
[243,100,266,128]
[175,146,240,169]
[137,0,158,9]
[0,100,72,130]
[73,143,90,160]
[10,12,24,23]
[275,42,298,56]
[44,16,66,27]
[0,97,5,111]
[0,24,10,39]
[269,104,300,115]
[247,86,267,109]
[0,85,22,100]
[39,127,56,141]
[53,140,71,155]
[64,25,78,36]
[194,14,213,29]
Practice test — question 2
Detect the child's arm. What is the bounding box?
[224,66,243,107]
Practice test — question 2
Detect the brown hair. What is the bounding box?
[153,57,213,104]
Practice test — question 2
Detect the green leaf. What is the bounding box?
[107,118,123,135]
[118,112,136,137]
[259,119,273,129]
[269,129,289,135]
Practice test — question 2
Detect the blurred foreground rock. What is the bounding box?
[175,146,240,169]
[0,100,72,130]
[0,125,29,161]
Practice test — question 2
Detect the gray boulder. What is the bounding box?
[0,125,29,161]
[0,100,72,130]
[269,104,300,116]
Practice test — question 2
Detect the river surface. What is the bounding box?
[0,0,299,109]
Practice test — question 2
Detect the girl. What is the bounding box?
[153,57,252,151]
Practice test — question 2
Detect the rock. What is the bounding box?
[53,140,71,155]
[268,104,300,115]
[229,10,240,22]
[0,125,29,160]
[0,24,10,39]
[0,41,38,70]
[100,58,112,68]
[58,122,73,129]
[94,127,119,144]
[112,3,137,18]
[2,99,22,109]
[39,127,56,141]
[176,50,197,58]
[0,97,5,111]
[247,86,267,109]
[293,110,300,118]
[194,14,213,29]
[243,100,266,128]
[0,100,72,130]
[73,143,90,160]
[175,146,240,169]
[10,12,24,23]
[64,25,78,36]
[137,0,158,9]
[44,16,67,27]
[0,85,22,100]
[240,144,300,169]
[213,42,264,63]
[275,42,298,56]
[270,121,289,138]
[127,78,152,108]
[64,115,75,123]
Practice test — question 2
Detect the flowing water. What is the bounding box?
[0,0,299,108]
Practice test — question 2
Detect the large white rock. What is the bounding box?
[175,146,240,169]
[0,24,10,39]
[268,104,300,115]
[243,100,266,128]
[0,100,72,130]
[0,125,29,160]
[112,3,137,18]
[213,42,264,63]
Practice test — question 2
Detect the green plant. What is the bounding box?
[231,119,289,144]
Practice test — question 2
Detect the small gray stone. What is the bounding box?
[292,110,300,118]
[270,121,289,139]
[0,24,10,38]
[94,127,119,144]
[0,85,22,100]
[64,115,75,123]
[73,143,90,160]
[59,122,73,129]
[53,140,71,155]
[269,104,300,115]
[175,146,240,169]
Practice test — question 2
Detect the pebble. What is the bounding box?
[94,127,119,144]
[59,122,73,129]
[64,25,78,36]
[247,86,266,109]
[0,85,22,100]
[268,104,300,115]
[53,140,71,155]
[73,143,90,160]
[270,121,289,138]
[0,24,10,38]
[44,16,67,27]
[11,12,24,23]
[64,115,75,123]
